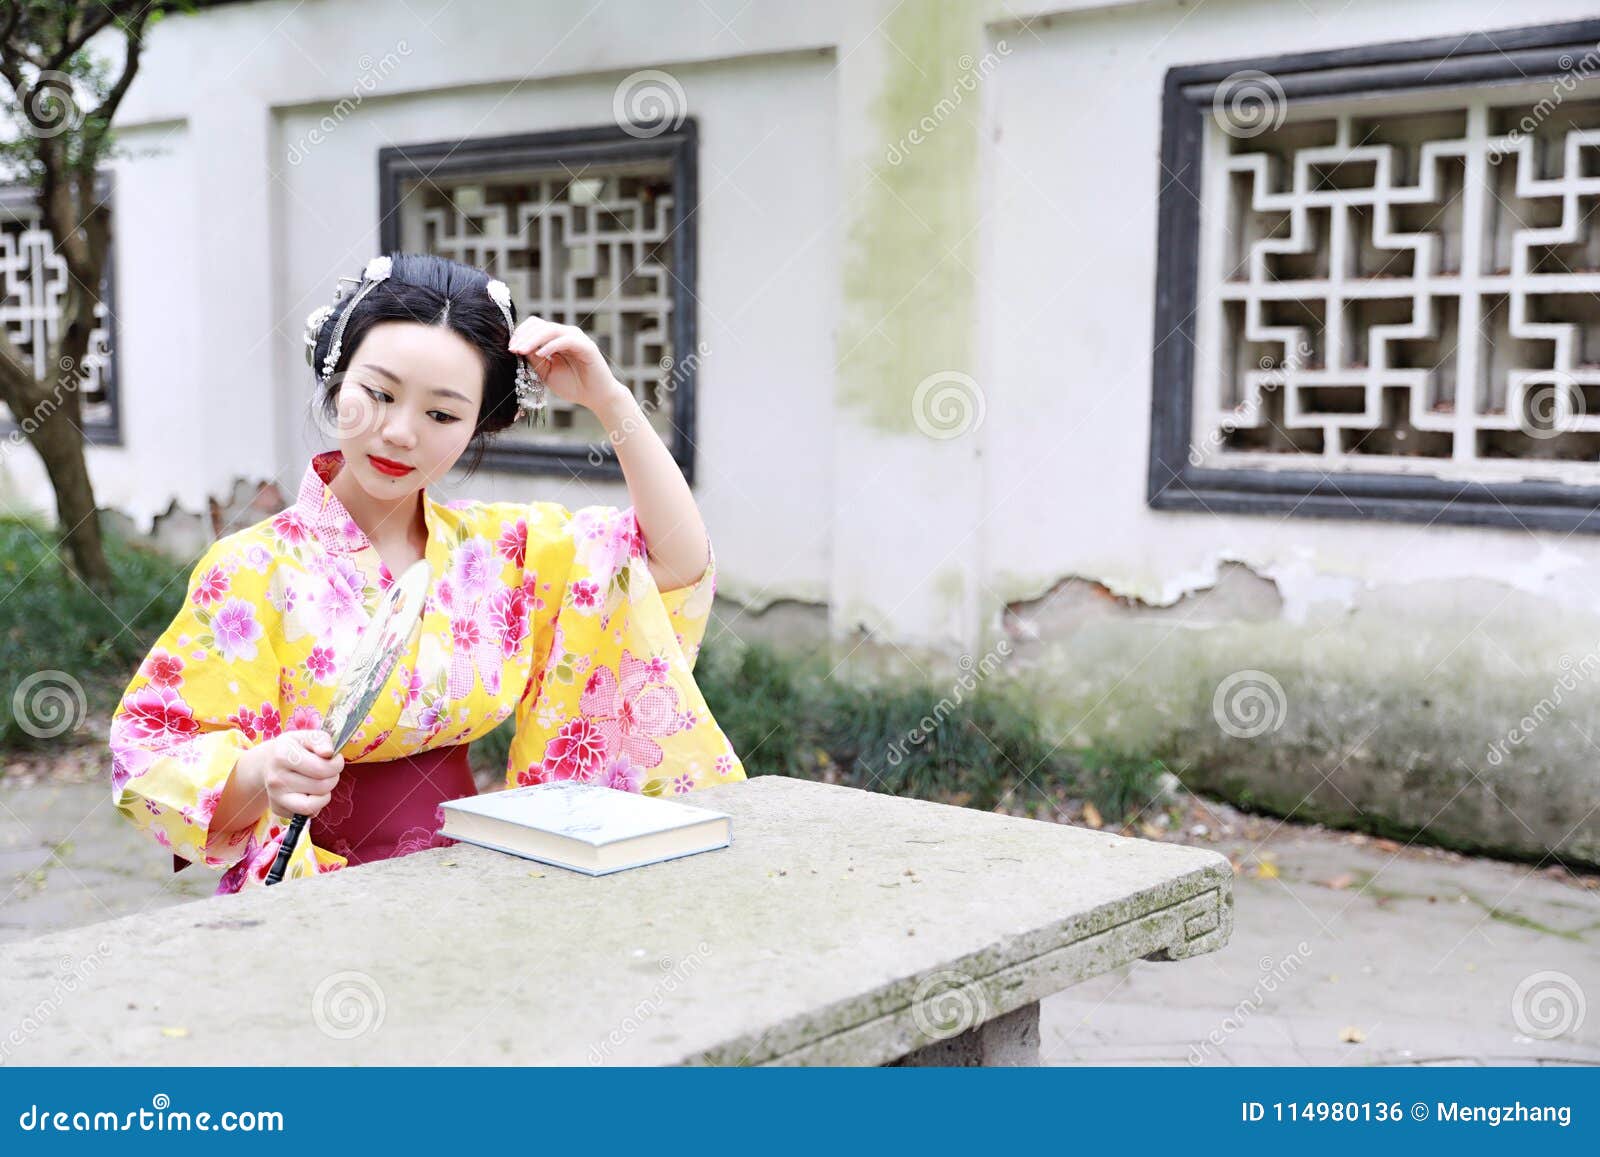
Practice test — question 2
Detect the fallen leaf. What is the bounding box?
[1319,872,1355,890]
[1139,822,1164,840]
[160,1026,189,1039]
[1082,801,1104,829]
[1339,1025,1365,1043]
[1256,860,1280,879]
[527,870,544,878]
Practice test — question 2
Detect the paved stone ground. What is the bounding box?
[3,742,1595,1065]
[1042,819,1598,1066]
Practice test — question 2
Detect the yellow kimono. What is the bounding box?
[108,449,745,892]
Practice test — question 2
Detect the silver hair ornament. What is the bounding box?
[485,279,547,426]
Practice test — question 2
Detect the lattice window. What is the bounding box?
[379,123,699,481]
[0,178,120,444]
[1148,20,1600,531]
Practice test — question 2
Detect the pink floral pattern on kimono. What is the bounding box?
[108,448,743,895]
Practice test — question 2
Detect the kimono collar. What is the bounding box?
[294,449,440,556]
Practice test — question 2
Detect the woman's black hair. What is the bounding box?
[306,251,523,476]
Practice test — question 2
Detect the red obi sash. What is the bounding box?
[175,743,477,872]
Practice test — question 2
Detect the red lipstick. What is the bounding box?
[368,454,415,478]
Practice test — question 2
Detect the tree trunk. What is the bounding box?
[25,391,114,594]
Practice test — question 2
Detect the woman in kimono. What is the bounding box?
[108,252,745,894]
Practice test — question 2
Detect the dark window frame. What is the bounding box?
[0,171,123,447]
[377,121,699,485]
[1148,18,1600,532]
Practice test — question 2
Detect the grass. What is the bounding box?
[0,515,192,751]
[3,514,1167,825]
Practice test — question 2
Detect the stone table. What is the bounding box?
[0,776,1233,1065]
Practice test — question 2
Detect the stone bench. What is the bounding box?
[0,776,1232,1065]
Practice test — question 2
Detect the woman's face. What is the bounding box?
[330,320,485,502]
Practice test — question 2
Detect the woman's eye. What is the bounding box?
[429,412,459,424]
[362,386,391,403]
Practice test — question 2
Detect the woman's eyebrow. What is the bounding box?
[363,363,472,405]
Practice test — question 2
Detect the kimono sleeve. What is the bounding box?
[656,535,718,672]
[108,535,302,878]
[506,504,746,796]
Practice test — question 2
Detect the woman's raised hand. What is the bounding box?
[509,316,630,414]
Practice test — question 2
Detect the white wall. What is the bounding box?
[9,0,1600,652]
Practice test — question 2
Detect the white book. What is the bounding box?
[437,781,733,876]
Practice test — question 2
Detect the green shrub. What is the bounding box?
[0,516,189,751]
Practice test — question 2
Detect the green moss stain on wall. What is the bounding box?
[838,0,985,433]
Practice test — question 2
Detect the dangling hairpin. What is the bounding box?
[304,255,392,383]
[485,279,548,427]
